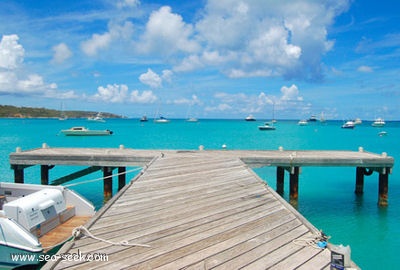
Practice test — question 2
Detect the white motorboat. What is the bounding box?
[0,182,95,268]
[61,126,113,136]
[258,122,276,130]
[245,115,256,121]
[372,118,385,127]
[154,116,170,123]
[354,118,362,125]
[88,112,105,122]
[298,119,308,126]
[342,121,355,129]
[308,115,318,122]
[186,117,198,122]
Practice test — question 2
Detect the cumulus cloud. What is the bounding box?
[52,43,72,64]
[280,84,303,101]
[137,6,200,56]
[0,35,77,98]
[139,68,173,88]
[175,0,350,80]
[0,35,24,69]
[130,90,157,103]
[205,83,305,115]
[91,83,157,104]
[81,21,134,56]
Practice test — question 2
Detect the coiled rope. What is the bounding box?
[292,230,330,249]
[72,225,151,248]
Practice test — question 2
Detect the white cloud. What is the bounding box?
[93,84,129,103]
[130,90,157,103]
[81,33,112,56]
[0,35,24,70]
[280,84,303,101]
[357,65,373,73]
[138,6,200,56]
[161,69,173,83]
[178,0,350,80]
[91,83,157,104]
[81,21,134,56]
[139,68,162,88]
[0,35,77,99]
[52,43,72,64]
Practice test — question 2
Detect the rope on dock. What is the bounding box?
[292,230,330,249]
[72,226,151,248]
[64,167,143,187]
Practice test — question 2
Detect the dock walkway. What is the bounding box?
[8,147,394,269]
[46,152,336,269]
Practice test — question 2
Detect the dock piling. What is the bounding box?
[103,167,113,203]
[13,166,24,184]
[378,167,389,207]
[289,167,300,204]
[118,167,126,191]
[355,167,365,195]
[276,166,285,195]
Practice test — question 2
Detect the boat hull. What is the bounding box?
[61,130,112,136]
[0,244,42,268]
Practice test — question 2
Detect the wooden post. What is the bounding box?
[13,166,24,184]
[276,166,285,195]
[378,168,389,207]
[289,167,299,203]
[355,167,364,195]
[41,165,50,185]
[118,167,126,191]
[103,167,113,203]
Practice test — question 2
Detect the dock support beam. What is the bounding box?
[40,165,54,185]
[378,168,389,207]
[276,166,285,195]
[289,167,300,204]
[13,166,24,184]
[103,167,113,203]
[276,166,300,206]
[118,167,126,191]
[355,167,365,195]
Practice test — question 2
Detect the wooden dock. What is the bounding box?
[8,147,394,269]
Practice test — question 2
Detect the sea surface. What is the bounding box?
[0,118,399,269]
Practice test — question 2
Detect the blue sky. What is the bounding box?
[0,0,399,120]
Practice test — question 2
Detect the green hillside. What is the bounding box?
[0,105,123,118]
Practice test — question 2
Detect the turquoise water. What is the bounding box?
[0,118,399,269]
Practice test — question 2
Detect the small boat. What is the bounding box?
[258,122,276,130]
[88,112,105,122]
[308,115,318,122]
[140,115,148,122]
[186,117,198,122]
[245,115,256,121]
[378,131,388,136]
[61,126,113,136]
[354,118,362,125]
[0,182,95,268]
[342,121,355,129]
[372,118,385,127]
[154,116,170,123]
[298,119,308,126]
